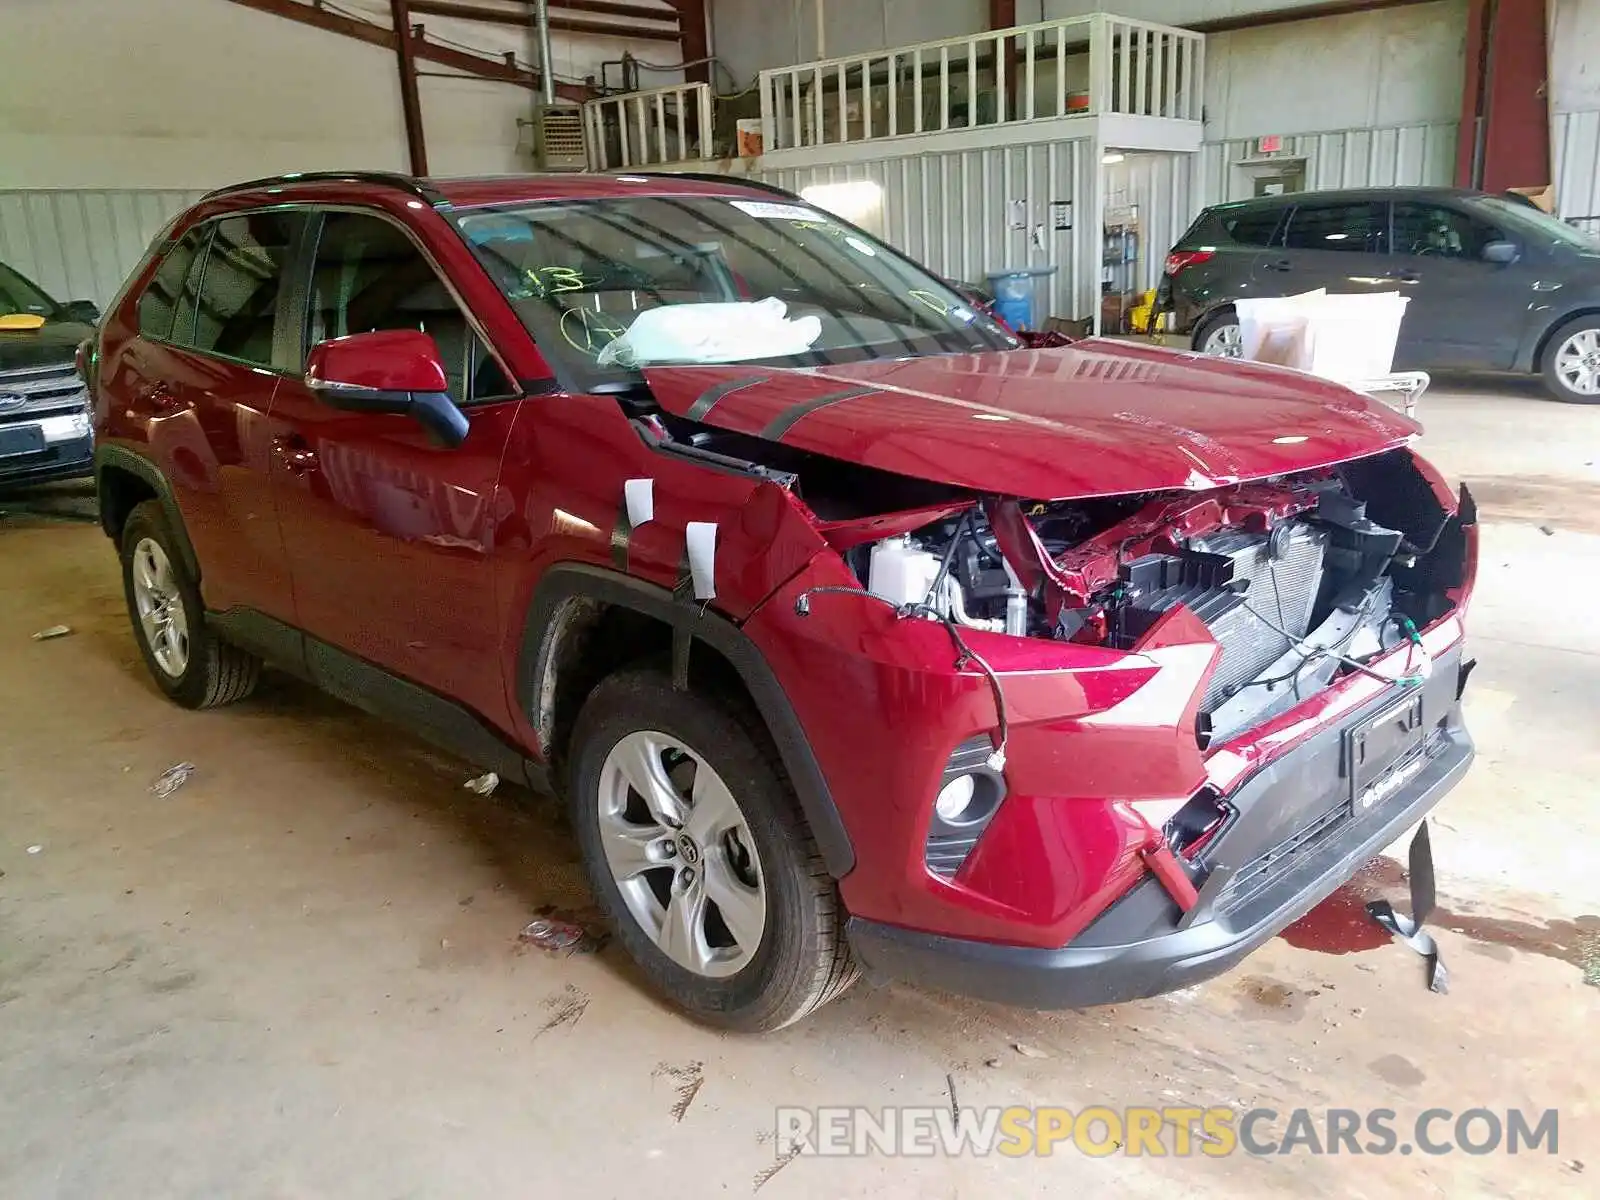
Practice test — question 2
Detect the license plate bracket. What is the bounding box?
[0,424,46,458]
[1344,688,1427,813]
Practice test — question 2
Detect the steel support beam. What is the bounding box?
[407,0,680,40]
[222,0,591,99]
[391,0,429,174]
[1455,0,1550,190]
[669,0,710,84]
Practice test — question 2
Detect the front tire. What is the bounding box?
[1541,315,1600,403]
[120,500,260,709]
[1193,309,1243,357]
[568,669,856,1031]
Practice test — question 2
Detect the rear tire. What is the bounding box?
[568,669,856,1031]
[120,500,260,709]
[1541,315,1600,403]
[1193,309,1242,357]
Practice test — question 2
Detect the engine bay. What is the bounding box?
[843,456,1467,746]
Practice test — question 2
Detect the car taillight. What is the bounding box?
[1164,249,1215,276]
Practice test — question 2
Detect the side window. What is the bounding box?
[169,228,212,348]
[307,211,514,405]
[1283,202,1387,254]
[1222,209,1282,247]
[190,212,303,367]
[1392,203,1497,260]
[137,228,206,341]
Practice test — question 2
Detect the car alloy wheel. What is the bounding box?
[597,730,767,978]
[1553,327,1600,397]
[1202,319,1243,358]
[131,536,190,677]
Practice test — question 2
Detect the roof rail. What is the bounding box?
[627,171,803,201]
[200,171,449,207]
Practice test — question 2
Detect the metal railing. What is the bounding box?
[583,82,715,170]
[758,13,1205,154]
[1098,14,1205,121]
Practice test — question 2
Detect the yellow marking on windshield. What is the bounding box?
[0,313,47,331]
[559,307,627,357]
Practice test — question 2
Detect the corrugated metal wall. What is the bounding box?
[1104,152,1194,295]
[762,139,1098,324]
[0,190,201,308]
[1553,109,1600,231]
[1196,122,1458,208]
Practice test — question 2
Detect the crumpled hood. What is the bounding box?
[643,339,1419,499]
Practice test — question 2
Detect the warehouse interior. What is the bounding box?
[1,1,1597,1196]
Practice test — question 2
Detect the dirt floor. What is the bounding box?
[1,378,1596,1198]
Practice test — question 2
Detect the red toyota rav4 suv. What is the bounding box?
[88,172,1475,1030]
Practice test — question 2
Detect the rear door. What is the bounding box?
[120,211,304,620]
[1385,199,1545,369]
[1274,198,1392,297]
[1161,203,1284,334]
[264,207,522,730]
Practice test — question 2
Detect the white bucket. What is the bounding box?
[1237,290,1410,381]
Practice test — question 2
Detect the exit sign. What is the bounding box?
[1257,135,1284,154]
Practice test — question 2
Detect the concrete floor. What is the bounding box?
[2,379,1596,1198]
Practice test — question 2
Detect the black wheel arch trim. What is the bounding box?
[1522,305,1600,373]
[1192,304,1239,337]
[516,563,857,878]
[94,445,201,581]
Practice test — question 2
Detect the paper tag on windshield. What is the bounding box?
[729,200,824,221]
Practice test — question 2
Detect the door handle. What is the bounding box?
[1387,269,1422,283]
[1261,259,1293,272]
[272,435,319,475]
[137,383,183,412]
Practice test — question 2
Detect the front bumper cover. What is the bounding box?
[0,432,94,488]
[847,646,1473,1010]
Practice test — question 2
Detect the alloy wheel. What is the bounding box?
[1554,328,1600,397]
[1202,320,1243,358]
[597,730,767,978]
[131,537,190,678]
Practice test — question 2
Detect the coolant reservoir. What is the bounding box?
[868,537,942,609]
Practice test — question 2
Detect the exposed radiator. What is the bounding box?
[1118,523,1329,712]
[1190,526,1328,709]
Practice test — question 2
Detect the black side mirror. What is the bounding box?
[311,383,469,448]
[1483,240,1520,265]
[62,299,100,324]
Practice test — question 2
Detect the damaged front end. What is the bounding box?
[623,362,1475,1005]
[800,449,1477,1006]
[850,449,1474,752]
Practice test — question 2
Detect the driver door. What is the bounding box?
[264,208,522,727]
[1386,200,1545,370]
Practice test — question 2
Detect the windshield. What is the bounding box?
[451,196,1017,389]
[1475,196,1600,252]
[0,262,60,318]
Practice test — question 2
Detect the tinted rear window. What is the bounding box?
[188,212,301,367]
[1221,209,1282,246]
[1179,206,1282,249]
[137,228,207,341]
[1283,201,1387,253]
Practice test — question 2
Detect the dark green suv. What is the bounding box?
[0,261,100,485]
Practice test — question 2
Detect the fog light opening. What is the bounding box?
[935,775,979,824]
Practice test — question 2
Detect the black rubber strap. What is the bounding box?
[687,376,770,421]
[761,386,879,442]
[1366,820,1449,994]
